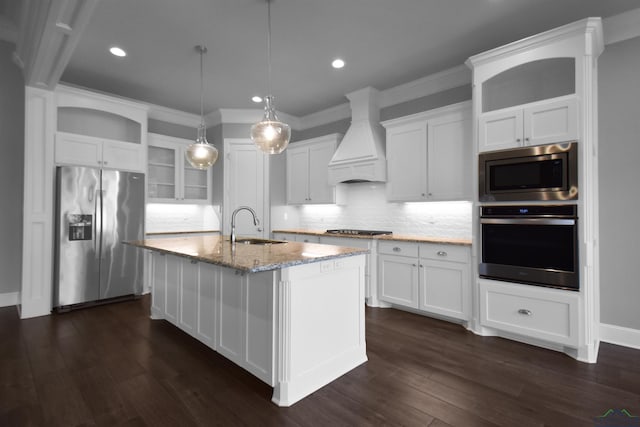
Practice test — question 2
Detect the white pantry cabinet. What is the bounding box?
[55,131,145,172]
[378,240,470,321]
[147,133,212,203]
[286,134,341,205]
[478,95,578,152]
[382,102,472,202]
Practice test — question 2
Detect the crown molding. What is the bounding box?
[294,64,471,130]
[148,104,201,128]
[603,7,640,45]
[298,102,352,129]
[379,64,471,109]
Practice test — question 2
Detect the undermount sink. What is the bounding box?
[234,238,287,245]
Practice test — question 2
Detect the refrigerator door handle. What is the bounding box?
[94,188,102,259]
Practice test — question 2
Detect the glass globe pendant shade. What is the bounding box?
[186,124,219,169]
[250,95,291,154]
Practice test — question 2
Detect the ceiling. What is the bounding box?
[3,0,639,118]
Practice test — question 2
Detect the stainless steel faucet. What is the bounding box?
[230,206,260,244]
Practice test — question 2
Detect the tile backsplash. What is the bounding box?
[271,182,472,239]
[146,204,221,233]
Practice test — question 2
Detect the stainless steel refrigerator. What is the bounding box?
[54,166,145,309]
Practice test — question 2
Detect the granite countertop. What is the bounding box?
[145,230,220,236]
[272,229,472,246]
[126,235,368,273]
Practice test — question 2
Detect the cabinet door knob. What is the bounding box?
[525,137,530,142]
[437,250,447,257]
[518,309,532,316]
[393,247,401,252]
[412,263,417,267]
[516,138,521,142]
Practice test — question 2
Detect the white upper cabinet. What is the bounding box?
[478,95,578,152]
[55,132,145,172]
[286,134,341,205]
[382,102,471,202]
[147,133,212,203]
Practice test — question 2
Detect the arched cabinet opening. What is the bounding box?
[58,106,142,144]
[482,57,575,113]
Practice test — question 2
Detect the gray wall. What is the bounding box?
[0,40,25,297]
[598,35,640,330]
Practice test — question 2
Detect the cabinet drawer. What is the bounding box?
[419,243,469,263]
[378,241,418,257]
[479,280,578,346]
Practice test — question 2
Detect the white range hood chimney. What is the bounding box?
[328,87,386,185]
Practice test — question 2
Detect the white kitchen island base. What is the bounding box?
[148,250,367,407]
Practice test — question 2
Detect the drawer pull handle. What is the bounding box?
[518,309,532,316]
[393,247,401,252]
[437,251,447,257]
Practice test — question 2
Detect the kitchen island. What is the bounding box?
[126,235,368,406]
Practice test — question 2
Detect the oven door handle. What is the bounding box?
[481,218,576,226]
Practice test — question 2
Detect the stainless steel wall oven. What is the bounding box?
[480,204,579,290]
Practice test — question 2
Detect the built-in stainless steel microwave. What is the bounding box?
[479,142,578,202]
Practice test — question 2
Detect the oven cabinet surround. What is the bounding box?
[466,18,603,362]
[286,134,341,205]
[147,133,212,203]
[479,279,579,347]
[377,240,471,322]
[381,102,472,202]
[477,95,578,153]
[147,250,367,407]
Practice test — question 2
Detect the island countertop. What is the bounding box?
[126,235,368,273]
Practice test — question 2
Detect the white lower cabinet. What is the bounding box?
[378,241,470,321]
[272,232,320,243]
[479,279,579,346]
[149,252,275,385]
[319,235,374,303]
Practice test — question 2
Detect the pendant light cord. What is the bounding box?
[199,46,205,127]
[266,0,272,97]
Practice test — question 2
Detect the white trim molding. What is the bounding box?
[600,323,640,350]
[148,104,201,128]
[379,64,471,109]
[603,7,640,45]
[0,292,19,308]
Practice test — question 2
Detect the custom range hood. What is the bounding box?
[328,87,386,185]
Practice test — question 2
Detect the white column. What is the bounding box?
[20,86,56,318]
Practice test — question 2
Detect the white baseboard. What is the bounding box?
[0,291,19,308]
[600,323,640,350]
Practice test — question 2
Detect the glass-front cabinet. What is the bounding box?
[147,133,211,203]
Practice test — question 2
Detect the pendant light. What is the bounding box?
[185,45,219,169]
[250,0,291,154]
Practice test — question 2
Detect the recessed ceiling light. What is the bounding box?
[109,46,127,57]
[331,58,345,69]
[252,95,263,103]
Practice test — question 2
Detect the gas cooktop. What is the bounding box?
[325,229,393,236]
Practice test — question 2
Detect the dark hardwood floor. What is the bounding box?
[1,296,639,426]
